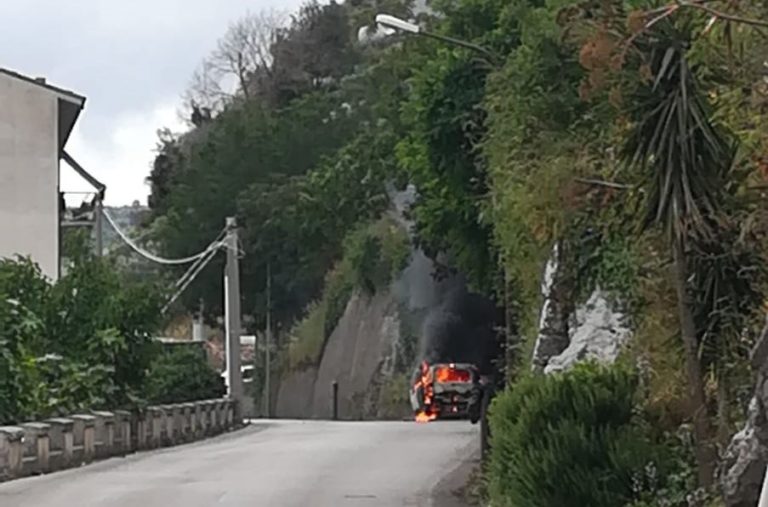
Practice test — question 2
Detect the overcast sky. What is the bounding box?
[1,0,307,206]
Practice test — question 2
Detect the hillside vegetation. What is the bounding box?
[143,0,768,504]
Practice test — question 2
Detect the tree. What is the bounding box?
[620,21,734,486]
[0,248,164,424]
[397,38,498,293]
[185,10,287,113]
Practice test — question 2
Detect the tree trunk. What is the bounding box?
[673,239,717,487]
[716,373,731,449]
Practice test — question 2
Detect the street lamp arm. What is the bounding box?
[374,13,501,68]
[419,30,501,67]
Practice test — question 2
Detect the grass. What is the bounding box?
[376,373,410,419]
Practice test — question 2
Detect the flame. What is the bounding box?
[415,410,437,423]
[413,361,438,423]
[435,365,471,383]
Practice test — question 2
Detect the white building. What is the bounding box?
[0,68,86,280]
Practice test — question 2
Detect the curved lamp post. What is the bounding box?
[375,14,500,67]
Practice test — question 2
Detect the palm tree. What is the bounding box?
[623,22,734,487]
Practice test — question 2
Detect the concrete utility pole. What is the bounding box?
[192,299,205,342]
[94,197,104,257]
[224,217,244,420]
[264,261,272,418]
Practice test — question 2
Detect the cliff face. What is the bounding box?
[275,249,439,420]
[275,291,402,420]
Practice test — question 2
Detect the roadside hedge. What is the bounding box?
[486,363,665,507]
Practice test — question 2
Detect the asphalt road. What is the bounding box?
[0,420,479,507]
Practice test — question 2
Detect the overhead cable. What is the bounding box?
[102,209,220,265]
[162,246,223,313]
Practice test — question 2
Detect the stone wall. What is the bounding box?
[0,398,238,483]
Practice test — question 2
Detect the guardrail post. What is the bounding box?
[45,418,74,471]
[113,410,132,454]
[71,415,96,463]
[217,400,227,430]
[208,401,218,433]
[133,410,147,450]
[22,423,51,474]
[160,406,173,446]
[169,405,181,444]
[332,380,339,421]
[91,411,115,458]
[181,403,194,441]
[147,407,162,448]
[226,400,234,427]
[195,403,205,437]
[0,427,24,480]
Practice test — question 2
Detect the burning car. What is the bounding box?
[410,361,482,423]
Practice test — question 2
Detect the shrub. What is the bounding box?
[487,363,664,507]
[344,217,411,296]
[376,373,411,419]
[0,253,164,424]
[144,345,225,405]
[286,300,329,369]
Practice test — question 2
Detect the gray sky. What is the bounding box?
[1,0,306,205]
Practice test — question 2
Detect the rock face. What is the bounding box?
[311,291,401,419]
[531,245,571,371]
[275,366,318,418]
[722,320,768,507]
[531,244,632,374]
[274,291,402,419]
[544,290,632,374]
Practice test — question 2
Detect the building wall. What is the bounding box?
[0,74,59,280]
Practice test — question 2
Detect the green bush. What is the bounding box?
[344,217,411,296]
[0,253,164,424]
[487,363,664,507]
[144,345,225,405]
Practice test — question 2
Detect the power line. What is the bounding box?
[162,245,223,314]
[101,209,220,265]
[170,228,229,291]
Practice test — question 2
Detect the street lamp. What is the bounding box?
[374,13,500,67]
[375,14,420,34]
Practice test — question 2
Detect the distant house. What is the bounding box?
[0,68,87,280]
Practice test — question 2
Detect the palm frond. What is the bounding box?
[622,21,735,243]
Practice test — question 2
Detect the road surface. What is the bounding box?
[0,420,479,507]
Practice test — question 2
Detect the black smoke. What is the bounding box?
[420,282,502,375]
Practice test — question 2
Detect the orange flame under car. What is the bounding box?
[415,410,438,423]
[413,361,437,422]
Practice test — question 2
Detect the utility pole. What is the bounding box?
[224,217,244,420]
[264,261,272,418]
[193,299,205,342]
[94,196,104,257]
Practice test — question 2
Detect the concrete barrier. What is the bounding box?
[21,422,51,474]
[114,410,131,454]
[0,398,239,483]
[92,411,115,459]
[0,427,24,480]
[71,414,96,463]
[46,418,73,470]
